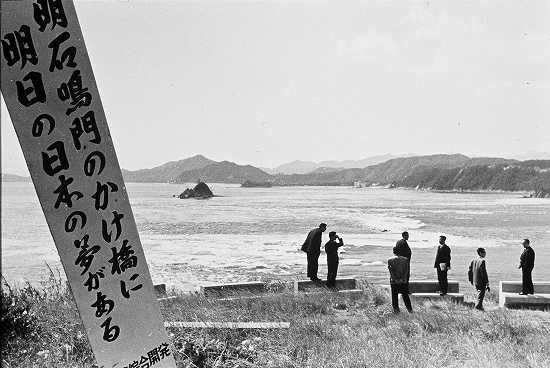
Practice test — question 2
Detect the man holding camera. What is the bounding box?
[325,231,344,288]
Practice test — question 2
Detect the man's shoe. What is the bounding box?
[440,293,447,296]
[475,306,485,311]
[519,292,528,295]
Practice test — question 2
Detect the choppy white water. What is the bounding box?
[3,182,550,290]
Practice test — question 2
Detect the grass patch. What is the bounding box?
[2,273,550,368]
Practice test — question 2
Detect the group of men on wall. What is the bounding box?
[302,224,537,312]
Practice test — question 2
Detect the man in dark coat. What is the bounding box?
[302,223,327,281]
[395,231,412,260]
[468,248,490,311]
[434,235,451,295]
[388,246,413,313]
[325,232,344,287]
[518,238,535,295]
[395,231,412,282]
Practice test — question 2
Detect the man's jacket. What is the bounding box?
[520,247,535,271]
[434,244,451,268]
[325,239,343,261]
[301,228,322,253]
[468,258,489,288]
[395,239,412,260]
[388,255,410,284]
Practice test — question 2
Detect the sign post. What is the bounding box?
[1,1,177,367]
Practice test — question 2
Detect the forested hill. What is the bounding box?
[121,153,550,193]
[271,154,514,185]
[398,164,550,192]
[172,161,273,184]
[122,155,215,182]
[271,155,550,193]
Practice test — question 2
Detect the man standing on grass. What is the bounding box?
[434,235,451,296]
[302,223,327,281]
[468,248,490,311]
[388,246,413,313]
[518,239,535,295]
[325,231,344,288]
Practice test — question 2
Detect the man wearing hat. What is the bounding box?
[302,223,327,281]
[325,231,344,288]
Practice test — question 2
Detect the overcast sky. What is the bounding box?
[2,0,549,175]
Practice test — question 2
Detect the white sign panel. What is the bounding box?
[1,1,177,367]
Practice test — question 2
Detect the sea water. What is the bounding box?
[2,182,550,290]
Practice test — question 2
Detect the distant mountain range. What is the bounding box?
[270,154,548,189]
[3,153,550,193]
[116,153,550,193]
[262,154,414,174]
[122,155,216,183]
[172,161,272,184]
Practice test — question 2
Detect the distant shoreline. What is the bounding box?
[3,179,539,197]
[6,177,544,199]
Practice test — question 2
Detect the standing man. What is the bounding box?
[468,248,490,311]
[518,238,535,295]
[325,232,344,288]
[388,247,413,313]
[301,223,327,281]
[434,235,451,296]
[395,231,412,282]
[395,231,412,260]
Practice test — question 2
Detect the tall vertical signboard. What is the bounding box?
[1,1,177,367]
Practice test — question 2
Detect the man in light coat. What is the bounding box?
[468,247,490,311]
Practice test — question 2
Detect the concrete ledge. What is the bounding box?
[499,281,550,309]
[407,280,459,294]
[165,321,290,329]
[294,278,358,292]
[499,293,550,308]
[200,281,268,297]
[381,281,463,303]
[299,289,363,297]
[218,289,364,302]
[499,281,550,294]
